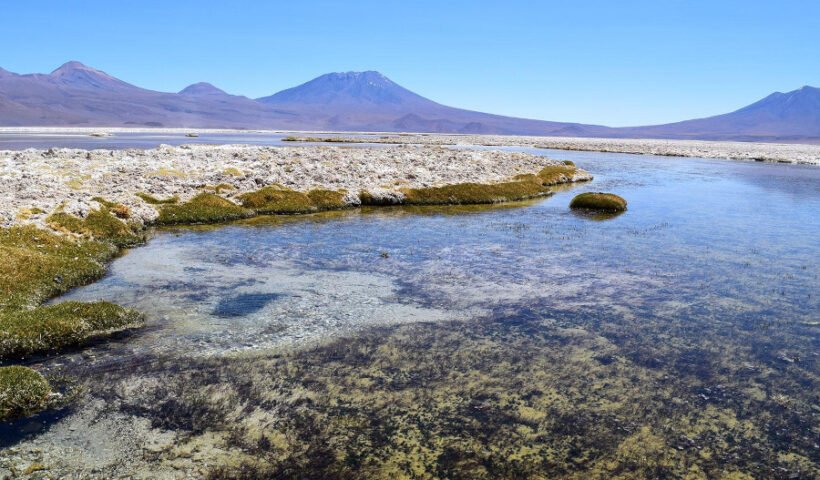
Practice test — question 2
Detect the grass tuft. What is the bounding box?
[239,186,316,214]
[0,226,115,311]
[307,189,348,211]
[47,208,144,248]
[535,165,580,186]
[0,301,144,359]
[401,180,550,205]
[0,366,51,421]
[136,192,179,205]
[157,193,255,225]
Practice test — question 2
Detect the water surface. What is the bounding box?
[4,148,819,478]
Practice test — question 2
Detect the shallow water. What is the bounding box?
[3,148,819,477]
[0,131,390,150]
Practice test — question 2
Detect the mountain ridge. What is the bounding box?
[0,61,817,142]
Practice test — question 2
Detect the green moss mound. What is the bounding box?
[47,208,144,248]
[1,226,144,358]
[0,366,51,420]
[536,164,580,186]
[136,192,179,205]
[562,160,576,167]
[0,301,144,359]
[157,193,255,225]
[239,186,316,214]
[0,226,115,310]
[306,189,348,211]
[570,192,628,212]
[401,180,549,205]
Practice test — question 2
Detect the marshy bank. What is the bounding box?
[1,146,818,479]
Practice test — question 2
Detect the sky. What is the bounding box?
[1,0,818,127]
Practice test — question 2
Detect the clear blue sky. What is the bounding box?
[1,0,818,126]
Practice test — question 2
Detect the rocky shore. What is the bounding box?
[0,144,590,229]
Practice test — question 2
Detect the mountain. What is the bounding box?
[0,62,300,128]
[620,86,820,142]
[179,82,230,96]
[0,61,818,142]
[257,71,613,135]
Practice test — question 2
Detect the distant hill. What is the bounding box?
[0,61,818,142]
[620,86,820,142]
[0,62,295,129]
[261,70,611,135]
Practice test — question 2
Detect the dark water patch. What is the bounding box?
[0,407,72,448]
[212,293,282,318]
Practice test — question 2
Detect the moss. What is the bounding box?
[562,160,576,167]
[222,168,243,177]
[157,193,255,225]
[201,183,235,194]
[281,136,299,142]
[0,226,115,310]
[0,366,51,420]
[536,164,580,185]
[239,186,316,214]
[0,301,144,359]
[306,189,348,211]
[148,167,186,177]
[47,208,144,248]
[91,197,130,219]
[136,192,179,205]
[401,179,549,205]
[570,192,628,212]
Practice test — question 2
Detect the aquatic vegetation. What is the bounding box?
[136,192,179,205]
[157,193,255,225]
[0,366,51,421]
[570,192,628,212]
[239,185,316,214]
[47,207,144,248]
[400,180,550,205]
[98,299,818,479]
[0,301,143,359]
[562,160,576,166]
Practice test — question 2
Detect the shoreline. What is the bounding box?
[0,144,590,229]
[1,144,590,422]
[1,128,819,164]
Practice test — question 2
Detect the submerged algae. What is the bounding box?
[97,301,818,480]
